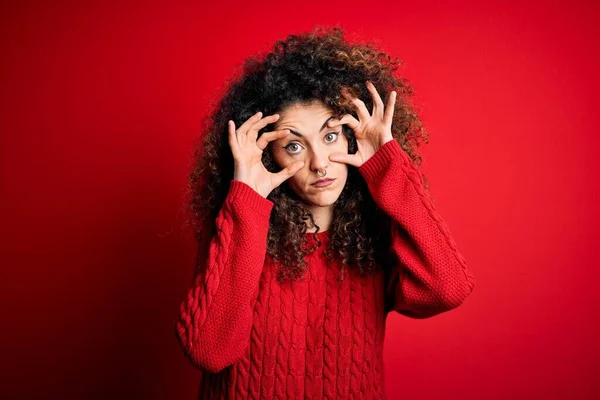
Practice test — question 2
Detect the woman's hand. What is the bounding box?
[327,81,397,168]
[229,112,304,198]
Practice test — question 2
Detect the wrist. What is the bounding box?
[233,179,270,199]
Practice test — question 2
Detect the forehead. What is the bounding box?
[275,100,333,129]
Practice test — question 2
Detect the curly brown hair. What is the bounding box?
[185,26,431,283]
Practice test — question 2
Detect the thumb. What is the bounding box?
[272,161,304,187]
[329,152,361,168]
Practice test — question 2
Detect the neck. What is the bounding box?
[306,204,333,233]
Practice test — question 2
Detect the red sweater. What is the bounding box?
[175,139,476,399]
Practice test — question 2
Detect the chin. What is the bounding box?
[303,197,337,207]
[288,179,346,207]
[299,189,344,207]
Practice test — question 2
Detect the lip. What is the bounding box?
[311,178,335,187]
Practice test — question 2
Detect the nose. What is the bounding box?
[309,147,330,175]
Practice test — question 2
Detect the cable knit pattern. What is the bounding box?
[175,140,476,399]
[358,140,476,318]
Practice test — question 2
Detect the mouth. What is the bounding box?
[311,178,336,188]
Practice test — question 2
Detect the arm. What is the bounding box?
[358,140,476,318]
[174,180,273,372]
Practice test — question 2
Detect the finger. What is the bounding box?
[237,111,263,135]
[342,91,371,121]
[383,91,397,126]
[329,152,362,168]
[228,120,241,159]
[366,81,384,118]
[256,129,290,151]
[247,113,280,142]
[327,114,360,130]
[272,161,305,187]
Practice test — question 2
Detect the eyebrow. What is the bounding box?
[285,116,336,138]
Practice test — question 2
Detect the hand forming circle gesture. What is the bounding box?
[328,81,397,168]
[229,112,304,198]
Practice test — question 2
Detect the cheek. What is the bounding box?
[288,166,308,187]
[269,147,288,169]
[270,151,306,182]
[337,167,348,183]
[339,139,350,153]
[271,148,305,172]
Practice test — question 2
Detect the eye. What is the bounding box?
[284,142,304,154]
[324,132,339,143]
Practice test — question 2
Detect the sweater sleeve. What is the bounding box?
[174,179,273,373]
[358,139,476,319]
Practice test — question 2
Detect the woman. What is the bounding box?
[175,26,476,399]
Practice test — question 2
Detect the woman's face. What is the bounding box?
[270,100,349,208]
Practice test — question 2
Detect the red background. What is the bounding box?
[1,0,598,398]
